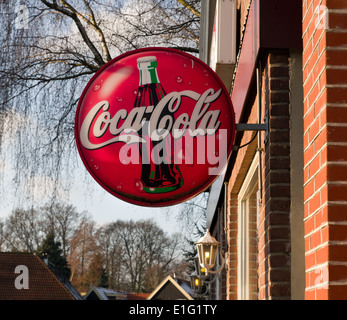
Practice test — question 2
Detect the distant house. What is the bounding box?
[84,286,127,300]
[0,252,82,300]
[127,292,150,300]
[84,286,150,300]
[147,275,194,300]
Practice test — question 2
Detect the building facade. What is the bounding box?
[202,0,347,300]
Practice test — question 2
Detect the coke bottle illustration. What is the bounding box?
[134,56,183,193]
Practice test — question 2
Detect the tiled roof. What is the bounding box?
[0,252,78,300]
[84,286,128,300]
[127,292,150,300]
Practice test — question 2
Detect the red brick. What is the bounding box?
[326,145,347,161]
[330,244,347,261]
[312,51,327,86]
[329,224,347,241]
[327,50,347,67]
[326,106,347,123]
[329,285,347,300]
[327,204,347,222]
[326,31,347,47]
[316,244,329,264]
[328,13,347,29]
[321,224,329,243]
[305,215,315,235]
[327,0,347,9]
[326,69,347,85]
[305,288,316,300]
[314,127,327,150]
[314,165,327,190]
[306,251,316,269]
[304,178,315,199]
[327,184,347,202]
[308,155,320,178]
[315,207,328,228]
[303,4,314,35]
[316,287,329,300]
[327,164,347,182]
[305,235,310,252]
[313,23,326,49]
[309,116,320,140]
[305,201,310,219]
[327,87,347,104]
[326,125,347,142]
[309,267,327,288]
[320,184,328,206]
[310,229,322,248]
[270,66,289,78]
[329,265,347,282]
[307,80,320,107]
[269,185,290,198]
[314,87,327,115]
[320,144,328,163]
[304,100,315,127]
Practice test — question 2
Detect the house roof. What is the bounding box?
[126,292,150,300]
[0,252,81,300]
[84,286,150,300]
[147,275,194,300]
[84,286,127,300]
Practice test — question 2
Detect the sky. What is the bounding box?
[68,159,185,235]
[0,150,185,236]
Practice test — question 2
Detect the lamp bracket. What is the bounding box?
[205,250,228,275]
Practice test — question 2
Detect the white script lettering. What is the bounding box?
[79,88,222,150]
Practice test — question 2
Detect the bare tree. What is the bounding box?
[97,219,181,293]
[0,0,200,207]
[3,208,46,252]
[0,219,7,252]
[168,191,207,235]
[68,215,99,290]
[97,221,126,290]
[40,203,84,257]
[1,202,88,255]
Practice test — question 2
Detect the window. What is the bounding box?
[238,155,259,300]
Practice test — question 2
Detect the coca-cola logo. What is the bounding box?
[75,48,235,207]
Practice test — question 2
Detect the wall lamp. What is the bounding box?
[189,254,208,295]
[190,230,228,296]
[195,229,228,275]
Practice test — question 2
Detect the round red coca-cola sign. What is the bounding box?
[75,48,235,207]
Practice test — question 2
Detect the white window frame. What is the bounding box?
[237,154,259,300]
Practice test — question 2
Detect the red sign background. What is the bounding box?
[75,48,235,207]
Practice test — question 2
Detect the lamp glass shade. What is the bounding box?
[194,254,207,276]
[195,229,220,272]
[189,271,202,293]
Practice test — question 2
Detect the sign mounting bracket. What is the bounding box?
[235,109,269,144]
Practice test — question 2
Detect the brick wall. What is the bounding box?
[226,50,292,300]
[303,0,347,299]
[258,51,292,300]
[226,194,238,299]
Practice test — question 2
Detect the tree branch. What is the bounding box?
[40,0,105,67]
[176,0,200,18]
